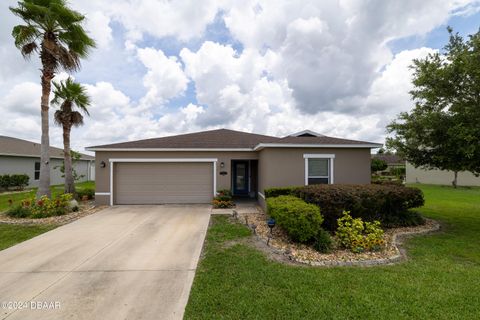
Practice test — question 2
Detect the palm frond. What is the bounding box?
[70,111,84,127]
[11,25,39,48]
[51,78,91,128]
[21,42,38,57]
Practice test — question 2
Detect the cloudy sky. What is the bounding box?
[1,0,480,153]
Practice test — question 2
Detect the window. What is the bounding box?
[304,154,335,185]
[34,161,40,180]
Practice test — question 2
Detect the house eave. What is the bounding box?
[0,152,94,161]
[253,143,383,151]
[85,147,255,152]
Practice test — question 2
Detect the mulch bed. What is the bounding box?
[0,201,106,226]
[235,207,440,267]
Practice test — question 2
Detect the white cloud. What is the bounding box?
[1,0,479,153]
[137,47,189,109]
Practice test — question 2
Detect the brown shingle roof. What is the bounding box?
[0,136,94,160]
[88,128,381,150]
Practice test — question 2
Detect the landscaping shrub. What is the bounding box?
[266,195,323,243]
[212,189,235,208]
[0,174,29,191]
[6,205,31,218]
[335,211,385,253]
[264,186,300,198]
[8,194,74,219]
[0,175,11,190]
[381,210,426,228]
[10,174,29,190]
[294,184,425,230]
[313,228,333,253]
[30,194,73,218]
[76,188,95,200]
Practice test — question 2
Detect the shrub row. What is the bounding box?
[296,184,424,230]
[264,184,425,230]
[0,174,29,191]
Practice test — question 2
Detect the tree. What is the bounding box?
[52,78,91,194]
[387,27,480,188]
[371,158,388,173]
[10,0,95,198]
[54,150,86,183]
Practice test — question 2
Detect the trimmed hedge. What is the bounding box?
[0,174,29,191]
[294,184,425,230]
[264,187,300,198]
[266,195,323,243]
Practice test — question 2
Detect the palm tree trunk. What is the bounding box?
[63,125,75,195]
[37,71,52,198]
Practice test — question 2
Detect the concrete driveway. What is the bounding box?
[0,205,211,320]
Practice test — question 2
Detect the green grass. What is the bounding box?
[0,224,56,251]
[0,181,95,212]
[185,184,480,319]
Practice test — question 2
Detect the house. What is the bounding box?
[86,129,382,207]
[406,162,480,186]
[372,154,405,171]
[0,135,95,187]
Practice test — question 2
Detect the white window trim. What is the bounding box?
[108,158,218,206]
[303,154,335,185]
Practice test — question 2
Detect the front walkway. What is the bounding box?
[0,205,211,320]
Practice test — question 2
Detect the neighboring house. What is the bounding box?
[372,154,405,171]
[406,162,480,186]
[87,129,381,207]
[0,136,95,187]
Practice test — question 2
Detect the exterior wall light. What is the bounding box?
[100,161,106,168]
[220,162,225,168]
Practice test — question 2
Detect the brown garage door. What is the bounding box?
[114,162,213,204]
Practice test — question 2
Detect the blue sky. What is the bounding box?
[1,0,480,151]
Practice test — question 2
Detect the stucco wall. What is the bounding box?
[0,156,94,187]
[94,151,258,205]
[258,148,372,195]
[406,162,480,186]
[94,148,372,205]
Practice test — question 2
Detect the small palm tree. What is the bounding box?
[10,0,95,198]
[52,78,91,195]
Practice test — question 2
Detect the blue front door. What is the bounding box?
[233,161,249,195]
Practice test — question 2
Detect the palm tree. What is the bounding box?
[51,78,91,194]
[10,0,95,198]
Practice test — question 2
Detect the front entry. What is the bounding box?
[232,160,249,195]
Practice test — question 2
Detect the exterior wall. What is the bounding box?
[94,151,258,205]
[258,148,372,196]
[0,155,94,188]
[406,162,480,186]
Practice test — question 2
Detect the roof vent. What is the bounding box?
[289,130,324,137]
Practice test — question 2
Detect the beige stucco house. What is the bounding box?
[0,135,95,187]
[86,129,382,206]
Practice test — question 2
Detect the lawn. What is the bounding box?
[185,184,480,319]
[0,181,94,213]
[0,224,56,251]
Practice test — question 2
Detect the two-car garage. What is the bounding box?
[112,160,216,205]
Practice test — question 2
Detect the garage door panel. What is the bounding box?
[114,162,213,204]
